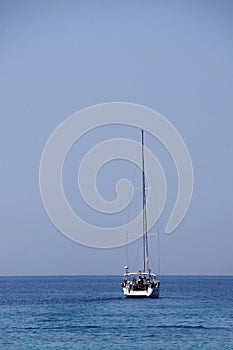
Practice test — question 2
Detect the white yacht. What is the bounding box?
[121,129,160,298]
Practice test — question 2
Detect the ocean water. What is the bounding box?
[0,276,232,350]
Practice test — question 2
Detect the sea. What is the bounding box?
[0,275,232,350]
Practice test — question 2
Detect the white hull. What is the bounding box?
[122,286,160,298]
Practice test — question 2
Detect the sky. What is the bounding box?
[1,0,233,275]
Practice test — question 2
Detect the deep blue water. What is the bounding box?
[0,276,233,349]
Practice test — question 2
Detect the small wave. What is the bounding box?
[10,324,101,331]
[7,323,231,333]
[149,324,230,330]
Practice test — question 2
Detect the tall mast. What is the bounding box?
[141,129,149,273]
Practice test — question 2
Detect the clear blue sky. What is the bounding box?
[1,0,233,275]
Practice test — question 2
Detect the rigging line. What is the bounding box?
[147,233,154,272]
[147,233,157,274]
[157,223,161,277]
[125,140,141,269]
[125,230,129,268]
[145,139,156,263]
[132,239,142,272]
[148,139,161,277]
[142,129,149,273]
[145,135,161,277]
[142,129,146,272]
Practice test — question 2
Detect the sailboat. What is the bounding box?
[121,129,160,298]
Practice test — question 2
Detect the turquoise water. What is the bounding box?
[0,276,232,349]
